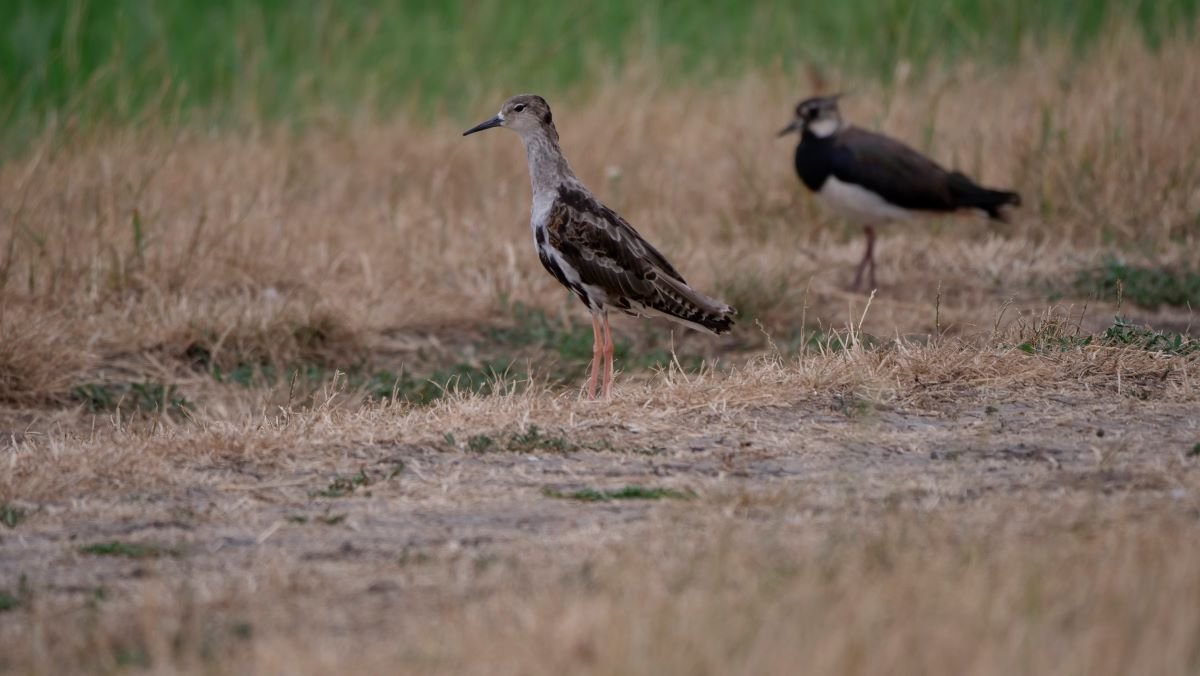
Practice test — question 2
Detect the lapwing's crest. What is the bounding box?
[464,94,735,400]
[779,95,1021,291]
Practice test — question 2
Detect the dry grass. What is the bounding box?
[2,29,1198,410]
[1,340,1198,674]
[2,29,1200,675]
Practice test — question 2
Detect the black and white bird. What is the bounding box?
[463,94,735,400]
[778,95,1021,290]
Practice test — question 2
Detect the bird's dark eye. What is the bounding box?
[514,104,526,112]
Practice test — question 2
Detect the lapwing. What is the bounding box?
[778,95,1021,290]
[464,94,735,400]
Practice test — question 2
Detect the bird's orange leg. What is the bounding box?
[601,311,615,401]
[585,314,603,399]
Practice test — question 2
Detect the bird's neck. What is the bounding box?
[519,127,578,196]
[805,117,843,139]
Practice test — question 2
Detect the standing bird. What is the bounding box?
[778,95,1020,291]
[463,95,735,400]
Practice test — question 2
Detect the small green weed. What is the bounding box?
[492,303,704,377]
[115,647,151,668]
[313,471,372,498]
[490,302,595,363]
[0,590,20,612]
[311,464,403,498]
[364,361,525,405]
[71,381,192,417]
[834,392,877,418]
[1017,335,1091,354]
[0,574,31,613]
[1188,443,1200,458]
[464,426,579,454]
[507,425,577,453]
[798,330,880,354]
[543,485,692,501]
[466,434,496,453]
[583,439,667,455]
[1100,317,1197,356]
[1075,259,1200,309]
[210,357,522,407]
[287,512,349,525]
[1,504,27,528]
[1017,317,1195,356]
[79,541,182,559]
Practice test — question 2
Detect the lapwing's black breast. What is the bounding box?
[793,136,834,192]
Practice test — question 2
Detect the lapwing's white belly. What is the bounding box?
[819,177,913,224]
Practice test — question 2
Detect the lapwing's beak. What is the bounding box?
[463,115,503,136]
[777,120,800,137]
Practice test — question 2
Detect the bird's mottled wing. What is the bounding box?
[831,127,956,211]
[544,187,734,333]
[546,188,686,300]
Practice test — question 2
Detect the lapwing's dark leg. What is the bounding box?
[601,310,615,401]
[866,224,877,290]
[852,225,877,291]
[585,314,603,399]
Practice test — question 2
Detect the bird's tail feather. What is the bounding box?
[947,172,1021,222]
[650,273,736,335]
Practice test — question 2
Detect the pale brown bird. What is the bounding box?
[464,95,735,400]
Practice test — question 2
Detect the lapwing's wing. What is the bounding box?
[830,127,957,212]
[543,187,734,333]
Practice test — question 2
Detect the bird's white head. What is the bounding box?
[463,94,557,140]
[778,94,844,139]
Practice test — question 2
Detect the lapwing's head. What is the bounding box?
[778,95,844,139]
[463,94,556,139]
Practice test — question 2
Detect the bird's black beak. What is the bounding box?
[462,115,503,136]
[777,120,800,137]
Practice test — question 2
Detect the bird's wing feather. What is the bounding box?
[545,188,734,332]
[547,188,685,293]
[830,127,956,211]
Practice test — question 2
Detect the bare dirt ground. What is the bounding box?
[2,32,1200,674]
[3,342,1198,674]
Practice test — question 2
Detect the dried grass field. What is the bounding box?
[2,12,1200,676]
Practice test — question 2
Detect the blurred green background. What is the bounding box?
[1,0,1197,152]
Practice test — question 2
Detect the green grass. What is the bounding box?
[313,471,373,498]
[2,0,1197,153]
[1075,258,1200,309]
[79,540,183,559]
[462,425,580,454]
[0,590,20,613]
[1017,316,1198,356]
[1099,316,1198,355]
[1,504,27,528]
[365,361,523,405]
[0,575,30,613]
[71,381,193,417]
[312,465,403,498]
[207,357,523,406]
[543,485,693,502]
[493,302,703,374]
